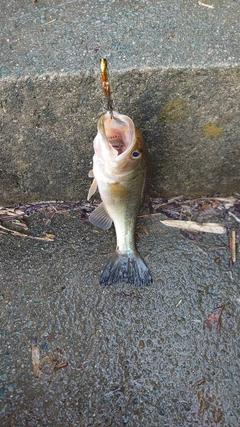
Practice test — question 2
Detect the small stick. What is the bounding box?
[231,230,236,263]
[31,340,40,377]
[100,58,113,117]
[175,299,183,308]
[198,1,214,8]
[160,220,226,234]
[41,19,57,26]
[0,224,54,241]
[228,212,240,223]
[138,212,163,218]
[54,362,68,370]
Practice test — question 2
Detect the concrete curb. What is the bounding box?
[1,0,239,204]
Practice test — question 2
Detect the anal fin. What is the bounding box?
[89,202,112,230]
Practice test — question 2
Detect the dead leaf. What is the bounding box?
[191,377,206,389]
[212,408,223,422]
[113,292,138,300]
[198,388,210,413]
[45,233,56,240]
[199,200,220,217]
[139,225,149,235]
[39,350,68,375]
[180,229,202,241]
[156,202,181,219]
[205,302,229,330]
[32,344,68,378]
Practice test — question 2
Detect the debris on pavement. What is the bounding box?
[0,197,239,262]
[179,229,202,241]
[191,377,206,389]
[229,230,237,263]
[0,200,96,239]
[113,292,139,301]
[0,223,55,241]
[31,339,68,378]
[160,220,226,234]
[39,349,68,375]
[175,299,183,308]
[0,200,96,223]
[205,302,230,330]
[31,339,41,378]
[197,387,223,422]
[198,388,210,413]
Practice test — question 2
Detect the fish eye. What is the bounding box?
[132,151,140,158]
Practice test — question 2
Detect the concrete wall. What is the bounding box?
[1,0,239,204]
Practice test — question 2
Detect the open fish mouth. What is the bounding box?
[107,134,125,155]
[103,114,132,156]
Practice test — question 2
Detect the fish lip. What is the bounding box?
[97,111,135,159]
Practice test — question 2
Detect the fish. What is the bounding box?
[87,110,152,287]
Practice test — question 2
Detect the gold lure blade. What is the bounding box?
[100,58,113,117]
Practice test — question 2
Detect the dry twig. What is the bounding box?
[160,220,226,234]
[0,224,55,241]
[31,340,41,377]
[198,1,214,8]
[230,230,236,263]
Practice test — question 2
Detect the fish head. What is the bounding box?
[93,111,148,177]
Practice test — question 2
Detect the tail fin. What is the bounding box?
[100,250,152,287]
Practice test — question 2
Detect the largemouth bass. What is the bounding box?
[88,111,152,287]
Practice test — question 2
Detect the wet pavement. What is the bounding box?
[0,206,239,426]
[1,1,240,424]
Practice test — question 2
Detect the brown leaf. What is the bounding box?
[180,229,202,241]
[191,377,206,389]
[39,349,68,376]
[139,225,149,235]
[45,233,56,240]
[212,408,223,422]
[113,292,138,300]
[199,200,220,217]
[205,302,229,330]
[198,388,210,413]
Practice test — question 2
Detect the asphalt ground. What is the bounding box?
[1,1,240,425]
[0,204,239,426]
[1,0,239,77]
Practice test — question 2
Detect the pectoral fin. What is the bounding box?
[87,178,98,200]
[89,202,112,230]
